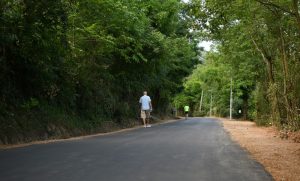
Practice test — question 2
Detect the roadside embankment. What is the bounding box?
[0,116,180,150]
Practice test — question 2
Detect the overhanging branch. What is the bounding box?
[254,0,296,16]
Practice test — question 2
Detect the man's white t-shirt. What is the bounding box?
[139,95,151,110]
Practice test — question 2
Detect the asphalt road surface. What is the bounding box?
[0,118,273,181]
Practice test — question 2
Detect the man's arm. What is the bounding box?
[139,98,142,110]
[149,101,152,111]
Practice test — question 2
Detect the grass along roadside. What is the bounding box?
[0,117,182,150]
[221,118,300,181]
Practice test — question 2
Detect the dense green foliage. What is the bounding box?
[2,0,299,144]
[0,0,200,144]
[175,0,300,129]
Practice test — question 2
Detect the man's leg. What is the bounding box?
[141,111,146,127]
[146,118,151,127]
[142,118,146,127]
[146,111,151,127]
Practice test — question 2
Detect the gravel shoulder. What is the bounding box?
[221,119,300,181]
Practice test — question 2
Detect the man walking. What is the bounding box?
[139,91,152,128]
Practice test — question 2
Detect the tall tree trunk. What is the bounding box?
[279,27,293,123]
[251,38,281,124]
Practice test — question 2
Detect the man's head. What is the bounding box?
[143,91,147,95]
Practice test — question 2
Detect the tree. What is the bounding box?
[0,0,200,144]
[183,0,300,128]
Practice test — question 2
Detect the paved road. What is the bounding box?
[0,118,273,181]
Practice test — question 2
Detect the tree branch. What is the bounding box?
[254,0,296,16]
[292,0,300,32]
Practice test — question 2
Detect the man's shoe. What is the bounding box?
[147,125,151,128]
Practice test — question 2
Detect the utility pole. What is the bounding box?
[210,91,213,117]
[199,90,204,112]
[230,78,233,120]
